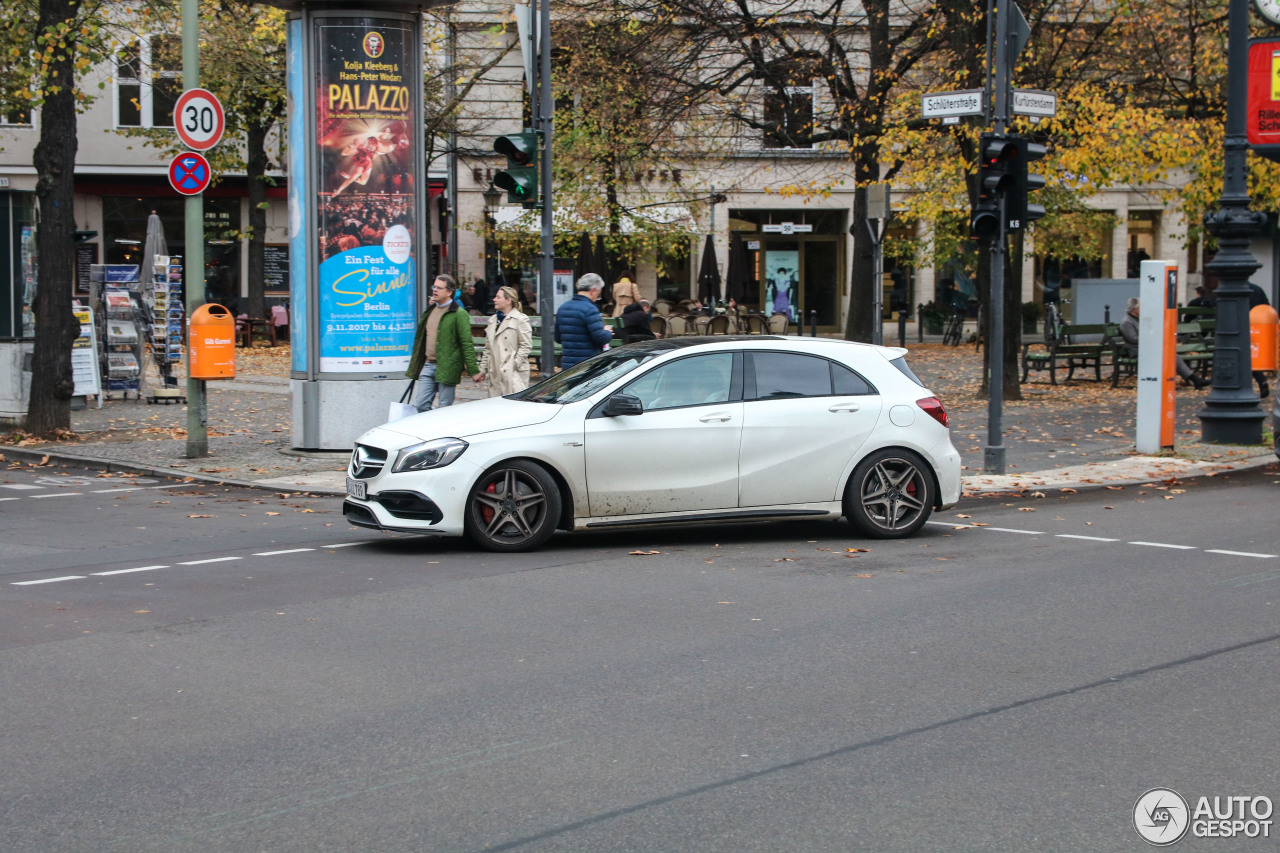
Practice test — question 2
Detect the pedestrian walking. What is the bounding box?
[477,285,533,396]
[610,273,642,318]
[555,273,613,369]
[406,274,482,411]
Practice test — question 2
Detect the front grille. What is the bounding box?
[350,443,388,479]
[343,501,381,529]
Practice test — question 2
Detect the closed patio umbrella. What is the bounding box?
[725,233,748,305]
[576,232,595,280]
[595,235,612,304]
[696,234,720,307]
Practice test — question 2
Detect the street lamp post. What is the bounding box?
[1198,0,1267,444]
[482,184,502,292]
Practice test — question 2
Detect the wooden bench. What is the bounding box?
[1021,323,1117,384]
[1111,322,1214,386]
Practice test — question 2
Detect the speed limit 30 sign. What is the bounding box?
[173,88,225,151]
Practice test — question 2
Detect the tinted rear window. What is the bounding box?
[890,356,924,387]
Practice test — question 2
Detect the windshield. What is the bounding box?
[514,348,661,404]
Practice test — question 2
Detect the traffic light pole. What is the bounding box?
[536,0,555,373]
[981,0,1013,474]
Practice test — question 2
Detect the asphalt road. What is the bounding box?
[2,460,1279,851]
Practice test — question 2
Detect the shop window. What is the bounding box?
[116,36,181,129]
[656,239,691,302]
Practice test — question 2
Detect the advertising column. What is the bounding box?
[288,9,424,449]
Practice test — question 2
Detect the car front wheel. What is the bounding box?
[844,449,935,538]
[464,460,562,552]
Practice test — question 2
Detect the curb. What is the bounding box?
[0,445,346,496]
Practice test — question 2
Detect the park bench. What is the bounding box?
[1110,321,1214,387]
[1021,323,1117,385]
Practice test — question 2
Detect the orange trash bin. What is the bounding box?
[1251,303,1278,373]
[189,303,237,379]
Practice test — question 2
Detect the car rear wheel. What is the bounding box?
[844,449,935,538]
[464,460,562,552]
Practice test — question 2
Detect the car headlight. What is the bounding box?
[392,437,468,472]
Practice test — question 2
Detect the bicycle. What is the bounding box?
[942,309,965,346]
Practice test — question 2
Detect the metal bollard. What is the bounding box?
[809,309,818,337]
[917,303,924,343]
[1104,304,1111,323]
[898,310,908,348]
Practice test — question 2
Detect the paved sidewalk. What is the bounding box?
[2,341,1274,497]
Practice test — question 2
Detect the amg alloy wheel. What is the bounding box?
[464,461,562,552]
[844,449,935,538]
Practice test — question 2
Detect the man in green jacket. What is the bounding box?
[405,274,481,411]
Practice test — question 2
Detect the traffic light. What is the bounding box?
[1007,137,1047,233]
[970,132,1017,239]
[493,130,539,207]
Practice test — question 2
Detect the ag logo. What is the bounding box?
[1134,788,1190,846]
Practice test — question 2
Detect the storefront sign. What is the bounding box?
[315,18,418,372]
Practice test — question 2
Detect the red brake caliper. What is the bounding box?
[482,482,497,524]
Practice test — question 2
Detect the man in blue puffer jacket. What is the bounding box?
[554,273,614,369]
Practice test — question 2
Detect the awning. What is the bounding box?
[493,205,695,234]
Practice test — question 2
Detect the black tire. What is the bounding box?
[464,460,562,552]
[843,449,935,538]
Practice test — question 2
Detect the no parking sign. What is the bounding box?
[168,152,212,196]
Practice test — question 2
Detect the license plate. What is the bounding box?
[346,477,367,500]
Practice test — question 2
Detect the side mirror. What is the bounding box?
[602,393,644,417]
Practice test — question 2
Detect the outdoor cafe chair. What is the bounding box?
[767,313,791,335]
[665,314,691,336]
[705,314,731,335]
[649,314,669,338]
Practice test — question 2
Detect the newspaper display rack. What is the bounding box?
[92,264,145,400]
[149,255,186,403]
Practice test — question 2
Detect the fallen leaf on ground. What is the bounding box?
[629,550,660,555]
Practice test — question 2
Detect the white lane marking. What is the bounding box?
[1129,541,1197,550]
[253,548,315,556]
[0,497,18,503]
[926,520,973,529]
[321,542,363,548]
[31,492,82,499]
[1056,534,1120,542]
[178,556,241,565]
[982,526,1043,535]
[1206,550,1278,559]
[0,484,42,490]
[12,576,85,585]
[92,565,169,576]
[152,483,197,490]
[93,487,143,494]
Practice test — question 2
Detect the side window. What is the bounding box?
[750,352,830,399]
[832,362,875,395]
[625,353,733,410]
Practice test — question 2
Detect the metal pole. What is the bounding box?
[1199,0,1267,443]
[537,0,555,373]
[183,0,207,458]
[985,211,1007,474]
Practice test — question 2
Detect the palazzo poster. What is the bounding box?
[315,19,418,372]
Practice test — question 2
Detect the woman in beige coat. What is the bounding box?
[477,286,533,396]
[610,274,642,318]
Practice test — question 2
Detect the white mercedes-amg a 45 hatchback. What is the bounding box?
[344,336,962,551]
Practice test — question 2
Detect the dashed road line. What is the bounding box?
[92,565,169,576]
[1206,550,1277,559]
[0,484,42,490]
[8,541,379,588]
[13,576,86,586]
[928,519,1278,559]
[31,492,82,499]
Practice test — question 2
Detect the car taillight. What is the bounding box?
[916,396,948,427]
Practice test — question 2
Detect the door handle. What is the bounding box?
[828,402,861,413]
[699,412,732,422]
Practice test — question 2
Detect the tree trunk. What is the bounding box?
[26,0,80,436]
[242,116,269,320]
